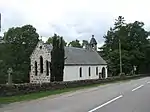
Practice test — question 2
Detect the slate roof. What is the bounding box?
[44,44,107,65]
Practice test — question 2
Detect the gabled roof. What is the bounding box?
[44,43,107,65]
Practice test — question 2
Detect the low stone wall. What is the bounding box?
[0,74,148,97]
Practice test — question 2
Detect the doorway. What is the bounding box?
[102,67,106,79]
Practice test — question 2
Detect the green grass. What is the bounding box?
[0,89,73,104]
[0,76,145,104]
[0,83,103,104]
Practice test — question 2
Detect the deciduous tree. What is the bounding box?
[1,25,39,83]
[100,16,149,76]
[68,39,82,48]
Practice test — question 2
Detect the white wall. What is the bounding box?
[63,65,107,81]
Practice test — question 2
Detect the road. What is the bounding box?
[0,77,150,112]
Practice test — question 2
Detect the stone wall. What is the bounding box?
[0,75,148,97]
[30,41,51,83]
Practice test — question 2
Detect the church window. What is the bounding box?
[96,67,98,75]
[79,67,82,77]
[46,60,49,76]
[89,67,91,76]
[40,56,43,73]
[35,61,37,76]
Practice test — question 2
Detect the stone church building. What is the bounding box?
[30,35,108,83]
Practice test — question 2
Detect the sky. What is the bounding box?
[0,0,150,47]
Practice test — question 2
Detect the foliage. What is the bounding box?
[51,34,65,81]
[46,36,67,46]
[68,39,82,48]
[46,37,53,44]
[0,25,39,84]
[100,16,149,76]
[82,40,89,47]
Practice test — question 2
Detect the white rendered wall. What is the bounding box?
[63,65,107,81]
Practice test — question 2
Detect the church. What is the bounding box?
[30,35,108,83]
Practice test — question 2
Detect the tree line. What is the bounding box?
[46,36,88,48]
[99,16,150,76]
[0,16,150,84]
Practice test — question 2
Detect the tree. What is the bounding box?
[114,16,125,30]
[0,42,9,84]
[2,25,39,83]
[59,37,65,81]
[144,39,150,73]
[82,40,89,47]
[46,36,67,46]
[51,34,65,81]
[68,39,82,48]
[46,37,53,44]
[100,16,149,76]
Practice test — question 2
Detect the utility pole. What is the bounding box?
[119,38,122,74]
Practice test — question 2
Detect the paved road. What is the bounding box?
[1,77,150,112]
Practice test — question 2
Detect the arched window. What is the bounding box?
[96,67,98,75]
[49,62,52,74]
[46,60,49,76]
[89,67,91,76]
[102,67,106,79]
[35,61,37,76]
[40,56,43,73]
[79,67,82,77]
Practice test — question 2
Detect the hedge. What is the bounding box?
[0,74,149,97]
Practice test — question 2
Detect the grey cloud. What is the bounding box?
[0,6,28,34]
[38,11,114,44]
[0,6,113,45]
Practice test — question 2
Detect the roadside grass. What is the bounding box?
[0,83,104,104]
[0,76,145,104]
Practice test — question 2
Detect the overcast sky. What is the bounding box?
[0,0,150,46]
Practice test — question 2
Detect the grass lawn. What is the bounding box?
[0,76,144,104]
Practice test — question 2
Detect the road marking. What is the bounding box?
[147,81,150,84]
[132,85,144,92]
[88,95,123,112]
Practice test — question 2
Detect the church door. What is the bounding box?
[102,67,106,79]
